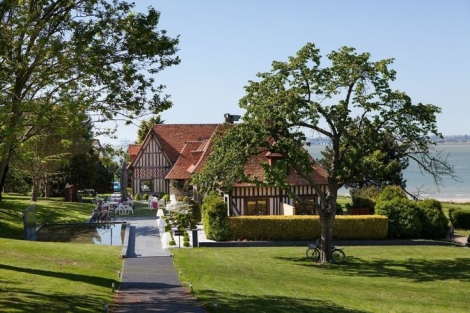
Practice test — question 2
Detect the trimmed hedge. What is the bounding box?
[228,215,388,241]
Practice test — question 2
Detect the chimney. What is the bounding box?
[224,113,241,124]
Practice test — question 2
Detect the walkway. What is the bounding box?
[111,216,207,313]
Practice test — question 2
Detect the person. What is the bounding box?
[152,196,159,210]
[94,193,100,204]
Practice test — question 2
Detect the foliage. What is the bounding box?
[449,209,470,230]
[188,199,202,224]
[59,150,115,194]
[193,42,451,261]
[228,216,388,241]
[134,193,141,200]
[375,198,422,238]
[348,186,380,210]
[416,199,449,239]
[322,128,409,190]
[202,191,229,241]
[136,115,164,143]
[143,193,149,200]
[0,0,180,200]
[376,185,408,202]
[335,202,344,215]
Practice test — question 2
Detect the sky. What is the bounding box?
[98,0,470,146]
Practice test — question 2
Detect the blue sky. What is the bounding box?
[100,0,470,145]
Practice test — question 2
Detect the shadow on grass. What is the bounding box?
[0,287,112,313]
[0,263,116,289]
[276,253,470,283]
[331,256,470,282]
[195,290,367,313]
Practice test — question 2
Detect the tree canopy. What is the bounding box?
[136,115,164,143]
[196,42,453,263]
[0,0,180,199]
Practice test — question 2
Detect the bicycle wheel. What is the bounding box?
[331,249,345,263]
[306,248,320,262]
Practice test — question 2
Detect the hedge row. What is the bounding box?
[227,215,388,241]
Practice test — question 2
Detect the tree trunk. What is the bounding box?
[318,193,337,264]
[31,177,40,202]
[44,175,51,198]
[0,163,8,201]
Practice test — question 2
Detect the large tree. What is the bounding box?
[196,43,453,263]
[0,0,179,200]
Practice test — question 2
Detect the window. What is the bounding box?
[139,179,152,192]
[246,198,268,215]
[294,198,318,215]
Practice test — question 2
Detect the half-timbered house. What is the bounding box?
[127,121,329,216]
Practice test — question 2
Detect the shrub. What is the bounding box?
[188,199,201,225]
[349,186,380,209]
[375,198,422,238]
[416,199,449,239]
[376,185,407,203]
[202,191,229,241]
[336,202,344,215]
[142,193,149,200]
[134,193,141,200]
[450,209,470,230]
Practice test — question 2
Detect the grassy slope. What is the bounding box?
[0,195,124,312]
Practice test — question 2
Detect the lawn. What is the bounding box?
[1,194,470,312]
[0,238,123,313]
[172,245,470,313]
[0,194,125,312]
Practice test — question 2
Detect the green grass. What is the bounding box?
[0,238,123,312]
[0,194,124,312]
[172,245,470,313]
[0,195,94,239]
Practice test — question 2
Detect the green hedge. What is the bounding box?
[450,209,470,230]
[228,215,388,241]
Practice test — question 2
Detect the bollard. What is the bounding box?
[192,229,198,247]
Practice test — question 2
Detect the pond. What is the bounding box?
[36,222,127,246]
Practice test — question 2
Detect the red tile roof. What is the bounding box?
[152,124,219,164]
[128,144,142,163]
[128,123,328,186]
[166,141,207,179]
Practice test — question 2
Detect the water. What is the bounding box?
[306,144,470,202]
[36,222,126,246]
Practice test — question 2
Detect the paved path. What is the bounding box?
[111,216,207,313]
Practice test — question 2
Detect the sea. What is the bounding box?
[306,144,470,202]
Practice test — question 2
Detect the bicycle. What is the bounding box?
[306,239,346,263]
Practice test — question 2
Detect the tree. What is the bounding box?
[321,124,409,190]
[136,115,164,143]
[196,43,454,263]
[0,0,180,200]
